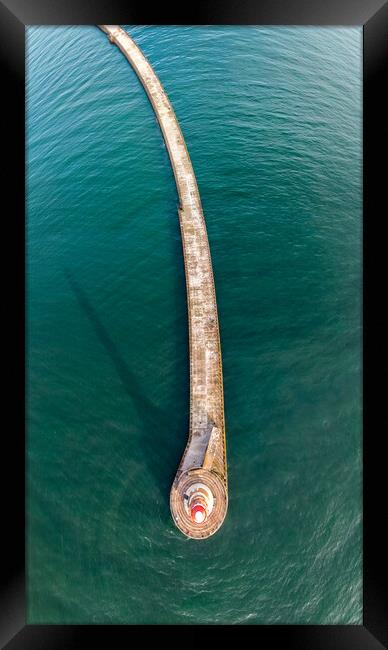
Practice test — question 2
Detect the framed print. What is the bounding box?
[1,0,387,647]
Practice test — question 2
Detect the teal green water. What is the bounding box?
[27,26,362,624]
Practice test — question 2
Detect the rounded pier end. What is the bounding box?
[170,468,228,539]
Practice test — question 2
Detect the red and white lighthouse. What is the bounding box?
[184,483,214,525]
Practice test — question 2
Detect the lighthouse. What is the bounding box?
[184,483,215,525]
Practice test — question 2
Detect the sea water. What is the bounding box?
[26,25,362,623]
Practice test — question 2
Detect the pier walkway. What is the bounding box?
[99,25,228,538]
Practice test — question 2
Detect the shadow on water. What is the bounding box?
[64,267,186,506]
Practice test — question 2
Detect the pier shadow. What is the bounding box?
[64,267,186,505]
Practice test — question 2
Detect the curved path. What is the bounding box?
[99,25,228,538]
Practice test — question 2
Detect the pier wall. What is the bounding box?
[99,25,228,538]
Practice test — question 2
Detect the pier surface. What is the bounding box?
[99,25,228,538]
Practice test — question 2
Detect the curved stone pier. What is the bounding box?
[99,25,228,539]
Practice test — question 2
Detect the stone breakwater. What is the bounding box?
[99,25,228,538]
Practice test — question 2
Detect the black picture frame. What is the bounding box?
[1,0,387,647]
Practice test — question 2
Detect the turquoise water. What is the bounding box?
[26,26,362,624]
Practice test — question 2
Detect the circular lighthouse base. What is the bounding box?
[170,468,228,539]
